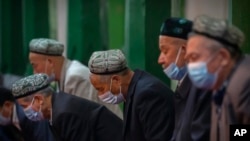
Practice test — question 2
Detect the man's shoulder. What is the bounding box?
[133,70,173,100]
[64,60,90,78]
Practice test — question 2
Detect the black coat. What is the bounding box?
[123,70,175,141]
[0,125,23,141]
[51,91,123,141]
[171,76,211,141]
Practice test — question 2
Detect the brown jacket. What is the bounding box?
[211,55,250,141]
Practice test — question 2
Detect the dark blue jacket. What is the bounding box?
[123,69,175,141]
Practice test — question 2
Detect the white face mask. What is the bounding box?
[98,79,125,104]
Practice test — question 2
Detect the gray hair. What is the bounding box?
[99,68,129,83]
[36,86,54,97]
[205,37,242,60]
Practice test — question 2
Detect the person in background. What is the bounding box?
[88,49,175,141]
[12,73,123,141]
[185,15,250,141]
[0,87,24,141]
[27,38,123,118]
[158,17,211,141]
[0,73,22,89]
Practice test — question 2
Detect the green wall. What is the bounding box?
[232,0,250,53]
[124,0,172,84]
[0,0,50,76]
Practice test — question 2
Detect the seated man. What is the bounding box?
[158,18,211,141]
[28,38,122,118]
[88,49,175,141]
[186,15,250,141]
[0,86,55,141]
[12,73,123,141]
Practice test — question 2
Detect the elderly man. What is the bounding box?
[88,49,175,141]
[12,73,123,141]
[158,17,211,141]
[186,15,250,141]
[0,86,55,141]
[28,38,122,118]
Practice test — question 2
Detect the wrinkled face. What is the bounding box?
[21,93,51,119]
[185,35,223,74]
[29,52,52,75]
[17,97,31,108]
[90,74,121,96]
[158,36,186,69]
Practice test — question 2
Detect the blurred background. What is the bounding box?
[0,0,249,87]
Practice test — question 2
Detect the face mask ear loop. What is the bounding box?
[39,104,42,113]
[109,77,113,91]
[30,97,35,106]
[175,47,182,65]
[50,108,53,125]
[45,58,48,73]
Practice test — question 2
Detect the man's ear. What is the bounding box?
[33,95,44,110]
[47,58,54,68]
[219,48,231,67]
[111,75,122,85]
[180,43,187,53]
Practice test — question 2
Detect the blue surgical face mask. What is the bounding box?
[164,47,187,80]
[24,98,44,121]
[187,55,220,89]
[98,79,125,104]
[0,106,11,126]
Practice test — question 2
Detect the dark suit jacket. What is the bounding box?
[51,91,123,141]
[172,76,191,138]
[171,76,211,141]
[123,69,175,141]
[16,103,55,141]
[211,55,250,141]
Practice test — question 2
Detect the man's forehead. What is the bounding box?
[29,52,47,59]
[159,36,185,48]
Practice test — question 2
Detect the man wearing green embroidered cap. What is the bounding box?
[185,15,250,141]
[27,38,123,119]
[158,17,211,141]
[12,73,123,141]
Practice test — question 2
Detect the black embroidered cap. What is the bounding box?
[160,17,193,39]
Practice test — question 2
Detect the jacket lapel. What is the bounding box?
[175,75,191,100]
[122,70,143,136]
[59,59,71,91]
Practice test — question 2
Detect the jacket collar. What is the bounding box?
[123,69,143,135]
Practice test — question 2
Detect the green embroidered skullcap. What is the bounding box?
[12,73,50,99]
[190,15,245,48]
[29,38,64,56]
[160,17,193,39]
[88,49,127,75]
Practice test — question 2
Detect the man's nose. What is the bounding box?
[158,53,165,64]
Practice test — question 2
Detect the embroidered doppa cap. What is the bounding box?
[160,17,193,39]
[88,49,127,75]
[29,38,64,56]
[190,15,245,48]
[12,73,50,99]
